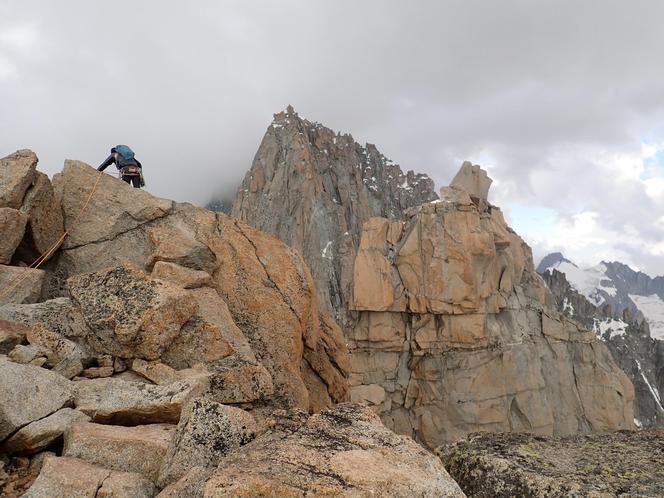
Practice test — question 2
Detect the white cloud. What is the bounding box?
[0,55,18,80]
[0,24,38,51]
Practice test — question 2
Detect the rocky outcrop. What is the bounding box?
[0,150,64,269]
[348,170,635,448]
[200,403,465,497]
[439,430,664,497]
[1,145,645,496]
[0,157,349,416]
[232,106,438,325]
[0,150,352,497]
[0,149,38,210]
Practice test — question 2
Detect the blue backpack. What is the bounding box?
[114,145,135,165]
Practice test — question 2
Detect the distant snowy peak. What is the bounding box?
[630,294,664,340]
[535,252,574,274]
[538,253,664,339]
[543,259,616,307]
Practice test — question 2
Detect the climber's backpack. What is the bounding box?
[114,145,135,166]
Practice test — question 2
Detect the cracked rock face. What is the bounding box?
[232,106,438,326]
[348,168,635,448]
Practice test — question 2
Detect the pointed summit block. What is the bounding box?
[449,161,492,202]
[232,109,438,324]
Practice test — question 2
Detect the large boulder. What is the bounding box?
[0,208,28,264]
[2,408,89,455]
[24,456,155,498]
[202,403,465,497]
[0,359,74,441]
[68,265,198,360]
[74,377,202,425]
[17,171,65,262]
[53,159,173,250]
[63,422,175,482]
[158,397,257,487]
[0,149,37,209]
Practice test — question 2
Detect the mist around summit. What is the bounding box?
[3,1,664,274]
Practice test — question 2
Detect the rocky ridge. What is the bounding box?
[232,106,438,326]
[347,163,635,448]
[0,150,461,496]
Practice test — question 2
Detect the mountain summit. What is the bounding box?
[232,106,438,325]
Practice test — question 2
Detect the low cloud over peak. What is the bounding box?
[2,0,664,274]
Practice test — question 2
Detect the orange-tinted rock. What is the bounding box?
[348,164,635,448]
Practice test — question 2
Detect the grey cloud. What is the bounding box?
[2,0,664,272]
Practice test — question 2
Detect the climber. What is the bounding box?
[97,145,145,188]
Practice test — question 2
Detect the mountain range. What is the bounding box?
[538,252,664,427]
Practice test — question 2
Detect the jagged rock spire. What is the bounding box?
[232,109,438,325]
[449,161,492,201]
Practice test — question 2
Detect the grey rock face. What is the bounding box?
[232,106,438,325]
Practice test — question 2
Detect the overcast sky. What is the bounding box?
[2,1,664,275]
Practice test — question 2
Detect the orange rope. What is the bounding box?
[0,170,104,302]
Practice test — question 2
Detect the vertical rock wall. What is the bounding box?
[348,174,635,448]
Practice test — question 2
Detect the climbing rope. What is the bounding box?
[0,170,104,303]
